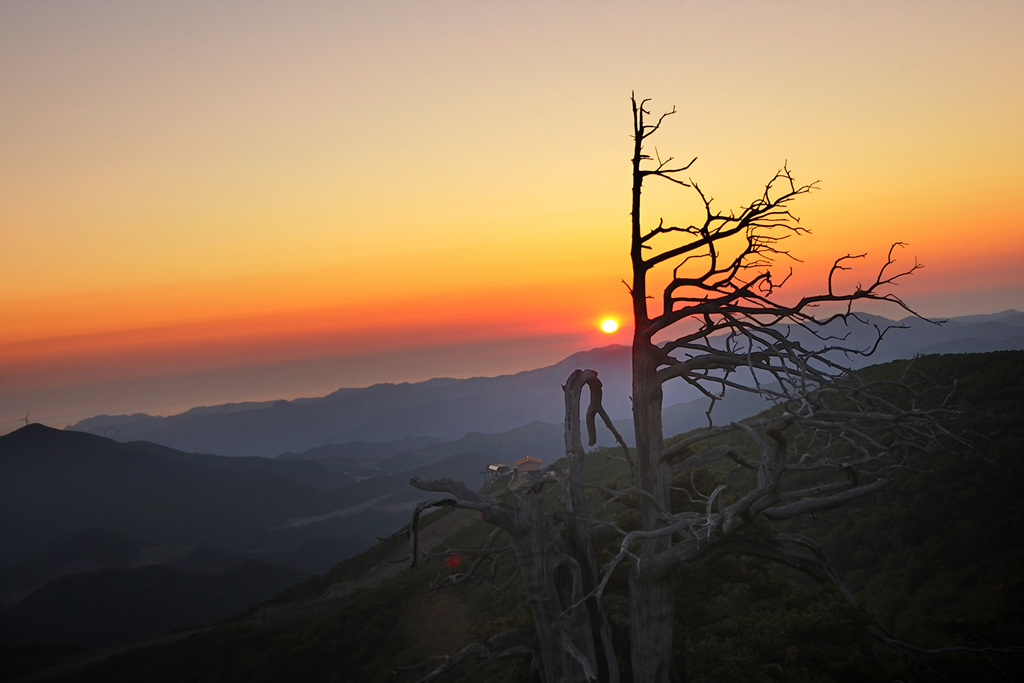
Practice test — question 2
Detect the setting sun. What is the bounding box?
[1,1,1021,434]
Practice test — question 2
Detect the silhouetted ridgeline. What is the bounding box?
[0,425,496,567]
[70,346,637,457]
[0,425,505,657]
[67,311,1024,457]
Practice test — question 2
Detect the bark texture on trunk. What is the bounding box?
[563,370,622,683]
[628,567,678,683]
[510,494,599,683]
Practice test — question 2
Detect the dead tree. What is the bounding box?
[408,95,951,683]
[410,370,628,683]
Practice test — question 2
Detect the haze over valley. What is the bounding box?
[66,310,1024,457]
[1,310,1021,652]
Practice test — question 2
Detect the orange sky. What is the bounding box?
[2,1,1022,431]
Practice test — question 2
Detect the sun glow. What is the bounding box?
[2,1,1022,434]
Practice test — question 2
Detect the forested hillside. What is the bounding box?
[5,351,1022,683]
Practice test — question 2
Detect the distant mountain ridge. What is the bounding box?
[68,311,1024,457]
[69,345,635,457]
[0,425,490,567]
[0,423,506,646]
[13,351,1022,680]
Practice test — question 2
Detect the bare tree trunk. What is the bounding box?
[410,474,604,683]
[508,495,599,683]
[627,95,682,683]
[628,567,678,683]
[563,371,622,683]
[629,350,680,683]
[410,368,631,682]
[408,94,949,683]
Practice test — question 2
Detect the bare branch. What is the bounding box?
[395,628,536,683]
[409,478,515,533]
[763,478,888,520]
[401,94,962,683]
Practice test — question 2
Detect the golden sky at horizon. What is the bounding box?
[2,1,1023,429]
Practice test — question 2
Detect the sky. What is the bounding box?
[2,0,1023,433]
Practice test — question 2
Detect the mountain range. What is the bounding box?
[0,424,494,570]
[69,310,1024,457]
[5,350,1021,681]
[2,310,1022,653]
[0,423,497,646]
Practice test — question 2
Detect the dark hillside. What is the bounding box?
[8,352,1023,682]
[0,427,474,566]
[0,529,148,600]
[0,427,352,564]
[0,560,309,647]
[0,433,500,658]
[675,351,1024,681]
[785,352,1024,655]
